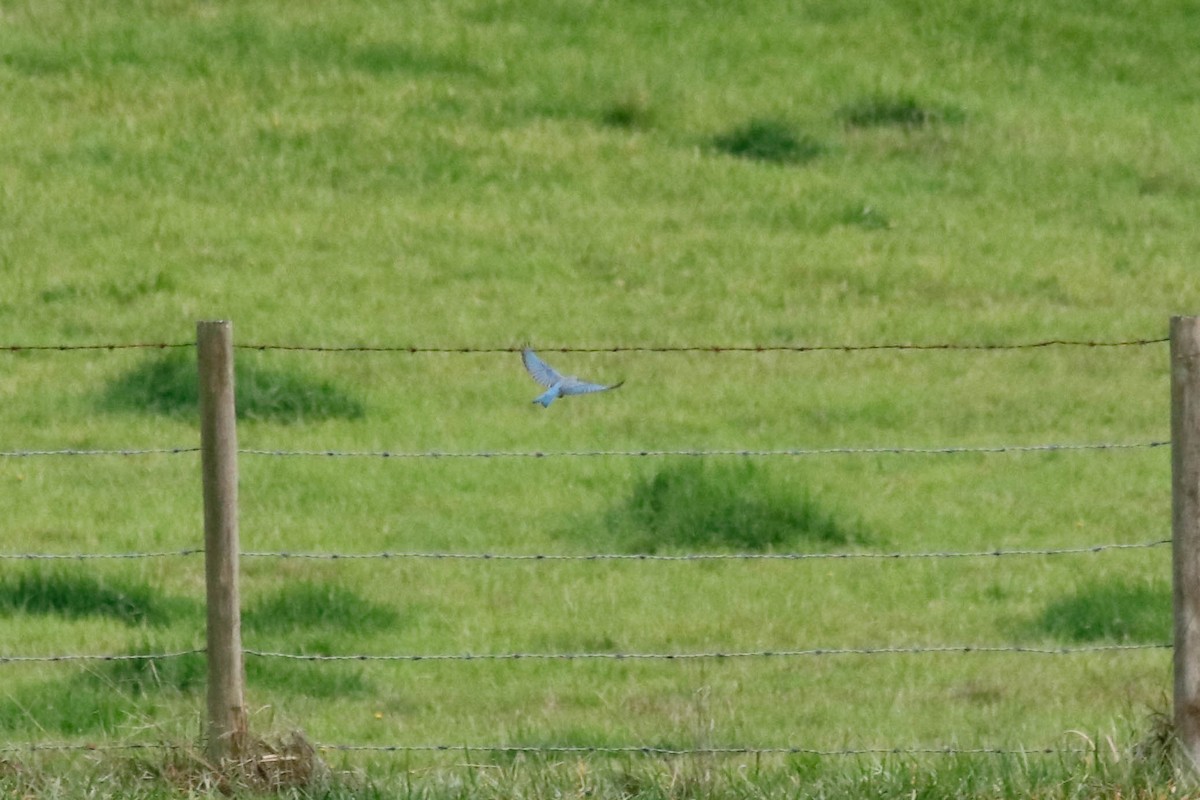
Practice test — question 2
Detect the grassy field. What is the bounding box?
[2,0,1200,796]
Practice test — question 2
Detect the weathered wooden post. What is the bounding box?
[1172,315,1200,773]
[197,320,247,763]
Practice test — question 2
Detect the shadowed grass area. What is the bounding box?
[597,461,868,553]
[243,582,400,635]
[240,583,393,696]
[99,349,365,423]
[0,569,185,627]
[99,649,208,696]
[1029,579,1171,643]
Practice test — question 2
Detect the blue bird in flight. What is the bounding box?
[521,348,624,407]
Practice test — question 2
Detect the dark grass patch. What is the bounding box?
[1028,579,1170,643]
[100,349,365,423]
[245,656,372,698]
[243,583,400,635]
[597,461,866,553]
[712,118,825,165]
[837,94,966,128]
[0,569,184,626]
[241,582,397,696]
[599,92,654,129]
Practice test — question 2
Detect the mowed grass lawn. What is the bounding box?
[2,0,1200,795]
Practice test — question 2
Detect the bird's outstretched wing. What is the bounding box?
[521,348,564,388]
[560,377,625,396]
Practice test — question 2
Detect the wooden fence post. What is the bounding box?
[197,320,247,763]
[1173,315,1200,773]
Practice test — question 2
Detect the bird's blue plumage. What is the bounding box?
[521,348,623,407]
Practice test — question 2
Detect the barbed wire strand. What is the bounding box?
[0,741,1084,757]
[0,742,182,754]
[0,649,204,664]
[236,339,1171,353]
[239,441,1171,458]
[5,644,1162,668]
[243,643,1171,663]
[240,539,1170,562]
[0,338,1170,354]
[0,447,200,457]
[0,343,191,352]
[0,540,1169,562]
[0,441,1168,459]
[0,549,203,560]
[315,743,1085,756]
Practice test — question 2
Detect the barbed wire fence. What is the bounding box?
[0,324,1187,763]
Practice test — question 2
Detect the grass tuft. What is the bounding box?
[712,118,825,164]
[836,94,966,128]
[100,349,365,423]
[137,731,330,796]
[599,461,864,553]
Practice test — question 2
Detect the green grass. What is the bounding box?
[2,0,1200,795]
[0,741,1186,799]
